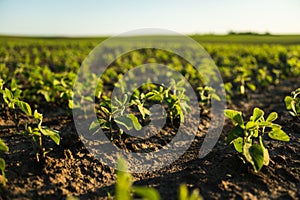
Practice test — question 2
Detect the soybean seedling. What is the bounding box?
[224,108,290,172]
[89,94,142,138]
[1,82,60,162]
[284,88,300,118]
[115,158,202,200]
[23,110,60,162]
[0,139,9,186]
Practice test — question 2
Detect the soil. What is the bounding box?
[0,77,299,200]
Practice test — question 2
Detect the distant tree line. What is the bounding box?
[228,31,271,36]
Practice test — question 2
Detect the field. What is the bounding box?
[0,34,299,200]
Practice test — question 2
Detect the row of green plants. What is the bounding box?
[1,39,300,104]
[0,38,299,196]
[0,78,60,185]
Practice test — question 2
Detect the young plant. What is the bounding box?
[257,67,273,87]
[0,139,9,186]
[284,88,300,118]
[22,110,60,162]
[145,79,191,123]
[116,158,160,200]
[197,85,221,107]
[1,79,32,127]
[1,83,60,162]
[89,94,142,138]
[112,95,142,133]
[233,68,256,95]
[115,158,202,200]
[179,184,202,200]
[224,108,290,172]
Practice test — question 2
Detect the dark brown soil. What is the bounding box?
[0,77,299,200]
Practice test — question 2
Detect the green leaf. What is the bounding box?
[0,158,5,172]
[245,121,256,130]
[33,110,43,121]
[0,158,6,186]
[133,187,161,200]
[270,123,282,129]
[0,79,4,90]
[145,92,163,103]
[15,101,32,116]
[100,106,111,115]
[268,129,290,142]
[226,125,244,144]
[247,83,256,91]
[115,115,133,131]
[89,120,100,131]
[13,89,21,100]
[179,184,188,200]
[253,129,259,137]
[178,184,202,200]
[259,137,269,166]
[10,78,18,91]
[188,190,202,200]
[40,127,60,145]
[68,100,73,109]
[38,90,51,102]
[211,93,221,101]
[266,112,278,122]
[116,158,132,200]
[284,96,293,110]
[243,143,264,172]
[263,147,269,166]
[258,121,272,128]
[137,104,150,119]
[224,109,244,126]
[128,114,142,131]
[4,88,13,101]
[65,196,79,200]
[0,139,9,152]
[251,108,264,122]
[232,137,243,153]
[0,158,6,185]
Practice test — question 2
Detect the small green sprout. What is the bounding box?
[225,108,290,172]
[23,110,60,162]
[0,83,60,162]
[115,158,202,200]
[284,88,300,118]
[0,139,9,186]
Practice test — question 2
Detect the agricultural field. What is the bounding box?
[0,35,299,199]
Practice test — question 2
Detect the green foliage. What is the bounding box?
[90,79,192,138]
[178,184,203,200]
[284,88,300,118]
[197,86,221,107]
[0,158,6,186]
[225,108,290,172]
[0,83,60,162]
[115,158,202,200]
[116,158,132,200]
[0,139,9,186]
[233,68,256,95]
[22,109,60,162]
[0,140,9,153]
[0,37,300,189]
[133,187,161,200]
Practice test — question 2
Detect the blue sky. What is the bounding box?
[0,0,300,36]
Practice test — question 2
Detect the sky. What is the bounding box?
[0,0,300,36]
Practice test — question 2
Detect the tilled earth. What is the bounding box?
[0,78,299,200]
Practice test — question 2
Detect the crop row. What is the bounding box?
[0,38,299,198]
